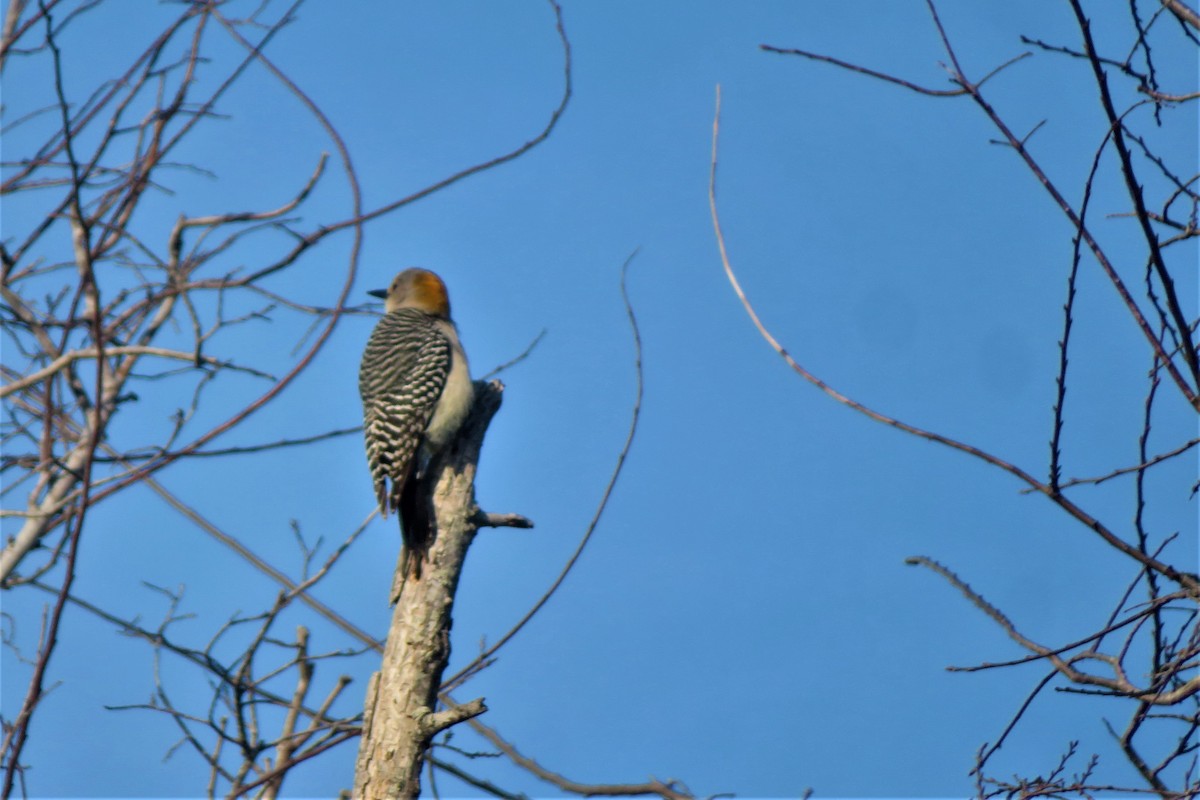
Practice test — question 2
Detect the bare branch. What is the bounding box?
[907,556,1200,705]
[1,345,274,400]
[760,43,968,96]
[1162,0,1200,29]
[1068,0,1200,393]
[465,713,699,800]
[442,250,645,694]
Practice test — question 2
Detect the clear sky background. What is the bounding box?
[2,1,1197,798]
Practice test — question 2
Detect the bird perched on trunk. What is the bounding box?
[359,268,473,580]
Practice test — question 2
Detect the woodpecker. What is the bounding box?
[359,268,473,579]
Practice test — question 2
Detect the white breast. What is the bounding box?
[423,320,473,452]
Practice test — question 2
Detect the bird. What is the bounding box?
[359,268,473,580]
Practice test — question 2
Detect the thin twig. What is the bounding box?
[442,249,644,693]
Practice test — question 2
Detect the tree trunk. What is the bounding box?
[353,381,501,799]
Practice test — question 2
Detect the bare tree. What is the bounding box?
[712,1,1198,796]
[1,2,702,797]
[1,2,366,793]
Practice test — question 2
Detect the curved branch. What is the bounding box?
[907,556,1200,705]
[707,84,1200,597]
[463,712,698,800]
[441,249,644,694]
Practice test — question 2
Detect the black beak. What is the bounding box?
[367,288,387,299]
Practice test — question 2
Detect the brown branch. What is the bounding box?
[260,626,312,800]
[1161,0,1200,29]
[226,730,360,800]
[86,426,362,462]
[760,43,967,95]
[480,328,547,380]
[178,152,327,230]
[947,593,1183,673]
[464,713,697,800]
[0,0,32,68]
[972,670,1058,776]
[420,698,488,739]
[134,471,381,652]
[426,755,527,800]
[1,344,274,400]
[760,44,1029,96]
[474,511,535,529]
[1056,437,1199,489]
[907,556,1200,704]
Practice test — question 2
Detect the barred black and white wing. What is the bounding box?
[358,308,451,516]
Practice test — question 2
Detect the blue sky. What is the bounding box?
[2,1,1197,798]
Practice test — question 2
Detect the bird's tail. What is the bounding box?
[399,467,434,577]
[390,485,430,603]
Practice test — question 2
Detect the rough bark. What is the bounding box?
[353,381,501,799]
